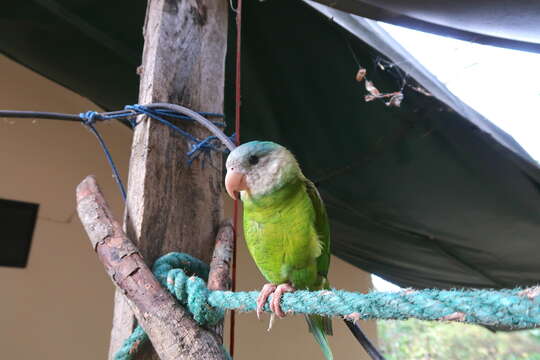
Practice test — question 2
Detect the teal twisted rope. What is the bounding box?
[208,288,540,328]
[116,253,540,359]
[115,253,225,360]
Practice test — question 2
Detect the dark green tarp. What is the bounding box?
[2,0,540,289]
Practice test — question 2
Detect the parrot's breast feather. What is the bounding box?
[242,179,330,287]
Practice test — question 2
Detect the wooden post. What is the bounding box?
[108,0,229,358]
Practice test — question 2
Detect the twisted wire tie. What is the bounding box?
[77,105,230,201]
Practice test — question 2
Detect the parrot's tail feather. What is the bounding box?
[305,315,334,360]
[321,315,333,335]
[306,314,332,335]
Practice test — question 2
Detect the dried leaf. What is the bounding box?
[380,91,399,99]
[365,80,381,96]
[355,68,367,82]
[364,94,377,102]
[386,92,404,107]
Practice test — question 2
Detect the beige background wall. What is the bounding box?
[0,55,376,359]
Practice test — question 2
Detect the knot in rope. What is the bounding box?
[152,252,224,326]
[115,253,225,360]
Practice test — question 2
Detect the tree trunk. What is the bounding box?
[108,0,228,358]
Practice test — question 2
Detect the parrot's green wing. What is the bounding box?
[304,179,331,280]
[304,178,334,357]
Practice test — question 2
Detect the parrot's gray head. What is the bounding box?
[225,141,300,199]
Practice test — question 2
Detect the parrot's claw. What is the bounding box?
[256,283,277,320]
[270,283,296,318]
[267,314,276,331]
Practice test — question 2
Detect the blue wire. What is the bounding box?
[125,105,200,142]
[80,112,127,201]
[79,106,229,202]
[125,105,228,155]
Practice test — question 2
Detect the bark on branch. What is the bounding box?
[208,222,233,292]
[76,175,226,360]
[207,221,233,341]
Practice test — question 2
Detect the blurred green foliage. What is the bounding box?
[378,320,540,359]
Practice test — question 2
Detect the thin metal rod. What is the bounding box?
[0,105,235,152]
[0,110,81,121]
[344,320,387,360]
[230,0,244,355]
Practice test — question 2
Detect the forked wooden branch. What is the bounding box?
[207,221,233,341]
[76,175,226,360]
[208,222,233,292]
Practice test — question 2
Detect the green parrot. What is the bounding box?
[225,140,334,359]
[225,140,386,360]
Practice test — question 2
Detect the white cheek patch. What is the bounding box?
[264,159,280,178]
[245,148,297,196]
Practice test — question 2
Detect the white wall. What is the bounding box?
[0,55,131,359]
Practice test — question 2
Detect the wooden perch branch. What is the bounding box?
[76,175,226,360]
[208,222,233,292]
[207,222,233,341]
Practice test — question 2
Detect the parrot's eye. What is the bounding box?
[248,155,259,165]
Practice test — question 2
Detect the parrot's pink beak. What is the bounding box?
[225,170,248,200]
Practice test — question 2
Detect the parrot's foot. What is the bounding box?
[270,283,296,318]
[256,283,277,320]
